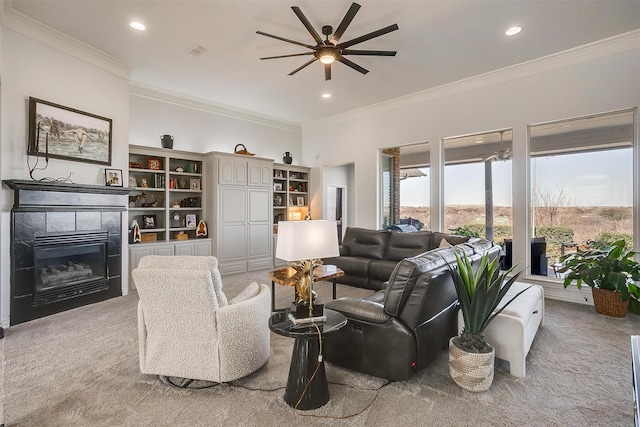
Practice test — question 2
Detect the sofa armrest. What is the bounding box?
[326,298,391,324]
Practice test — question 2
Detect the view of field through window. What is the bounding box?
[396,110,634,277]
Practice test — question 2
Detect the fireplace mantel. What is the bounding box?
[3,179,131,210]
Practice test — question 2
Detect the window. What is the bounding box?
[443,130,513,241]
[529,109,635,277]
[380,144,430,230]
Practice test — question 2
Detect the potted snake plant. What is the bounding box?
[559,239,640,317]
[447,250,529,392]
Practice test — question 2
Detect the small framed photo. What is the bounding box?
[105,168,123,187]
[275,170,284,179]
[190,179,201,190]
[147,158,162,170]
[185,214,197,228]
[297,196,305,206]
[274,182,283,191]
[142,215,156,229]
[128,175,138,188]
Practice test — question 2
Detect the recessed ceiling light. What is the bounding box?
[129,21,146,31]
[322,93,331,99]
[505,26,522,36]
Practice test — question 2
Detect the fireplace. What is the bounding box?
[4,180,131,325]
[33,231,109,306]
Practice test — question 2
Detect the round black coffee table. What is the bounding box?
[269,308,347,410]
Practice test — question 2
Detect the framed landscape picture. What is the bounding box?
[28,97,112,166]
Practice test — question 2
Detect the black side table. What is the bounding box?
[269,308,347,410]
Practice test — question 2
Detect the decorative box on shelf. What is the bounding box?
[175,232,189,241]
[141,233,157,243]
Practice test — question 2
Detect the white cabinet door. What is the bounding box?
[175,243,194,256]
[219,187,247,261]
[218,157,234,185]
[248,161,261,186]
[153,244,174,256]
[233,159,247,185]
[194,240,212,256]
[129,245,154,290]
[247,188,271,259]
[260,163,272,187]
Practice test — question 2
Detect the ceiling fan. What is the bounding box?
[256,2,399,81]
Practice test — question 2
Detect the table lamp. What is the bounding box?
[276,220,339,323]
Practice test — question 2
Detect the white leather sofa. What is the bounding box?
[133,255,271,383]
[458,282,544,378]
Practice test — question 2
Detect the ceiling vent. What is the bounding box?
[186,44,208,56]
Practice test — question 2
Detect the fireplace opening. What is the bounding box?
[33,231,109,306]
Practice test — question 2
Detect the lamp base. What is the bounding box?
[288,302,325,326]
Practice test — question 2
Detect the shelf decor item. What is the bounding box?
[131,220,141,244]
[105,168,123,187]
[283,151,293,164]
[161,134,174,149]
[147,158,162,170]
[196,220,208,238]
[234,144,255,156]
[142,215,156,229]
[185,214,197,228]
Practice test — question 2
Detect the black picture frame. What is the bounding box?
[142,215,156,229]
[28,97,113,166]
[105,168,123,187]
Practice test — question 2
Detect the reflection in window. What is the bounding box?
[530,109,635,277]
[444,130,513,242]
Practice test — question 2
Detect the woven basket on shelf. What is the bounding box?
[449,337,495,392]
[234,144,255,156]
[592,287,629,318]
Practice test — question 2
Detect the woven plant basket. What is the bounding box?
[592,287,629,318]
[449,337,495,392]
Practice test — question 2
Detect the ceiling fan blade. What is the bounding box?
[338,24,399,49]
[324,63,331,81]
[256,31,314,49]
[260,52,314,60]
[337,56,369,75]
[288,58,318,76]
[330,2,361,45]
[291,6,323,44]
[342,49,397,56]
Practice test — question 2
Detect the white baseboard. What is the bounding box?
[518,276,593,306]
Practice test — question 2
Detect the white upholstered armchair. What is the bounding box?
[132,256,271,383]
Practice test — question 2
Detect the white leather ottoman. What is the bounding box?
[457,282,544,378]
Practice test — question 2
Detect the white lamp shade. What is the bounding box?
[276,220,339,262]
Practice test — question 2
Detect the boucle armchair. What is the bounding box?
[132,256,271,383]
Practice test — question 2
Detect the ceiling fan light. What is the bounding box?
[320,53,335,64]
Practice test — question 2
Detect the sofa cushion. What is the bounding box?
[430,232,469,250]
[384,231,432,261]
[326,256,372,278]
[369,260,399,283]
[342,227,388,260]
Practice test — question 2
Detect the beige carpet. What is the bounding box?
[2,270,639,426]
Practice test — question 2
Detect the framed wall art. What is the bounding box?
[28,97,112,165]
[297,196,305,206]
[105,168,123,187]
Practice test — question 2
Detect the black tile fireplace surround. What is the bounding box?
[3,180,131,326]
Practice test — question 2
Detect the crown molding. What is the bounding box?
[129,82,302,134]
[304,29,640,131]
[1,0,130,79]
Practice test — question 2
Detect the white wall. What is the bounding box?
[301,34,640,287]
[129,94,302,161]
[0,28,131,326]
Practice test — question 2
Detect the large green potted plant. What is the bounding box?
[559,239,640,317]
[447,250,529,392]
